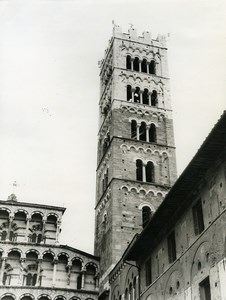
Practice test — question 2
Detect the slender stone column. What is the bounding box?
[142,164,146,182]
[67,264,72,286]
[95,274,99,288]
[42,219,46,243]
[55,221,61,244]
[136,124,140,140]
[131,89,135,102]
[19,258,26,285]
[25,217,30,242]
[140,91,143,104]
[0,257,6,284]
[138,61,141,72]
[6,216,14,241]
[81,270,86,289]
[36,259,42,286]
[52,259,58,286]
[146,126,150,142]
[147,62,150,74]
[148,93,151,106]
[131,59,134,71]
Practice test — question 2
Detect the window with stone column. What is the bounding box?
[136,159,143,181]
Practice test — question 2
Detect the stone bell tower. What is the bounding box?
[94,25,177,293]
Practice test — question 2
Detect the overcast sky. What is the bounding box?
[0,0,225,254]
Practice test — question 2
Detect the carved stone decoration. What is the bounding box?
[7,194,17,202]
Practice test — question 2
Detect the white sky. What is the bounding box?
[0,0,225,254]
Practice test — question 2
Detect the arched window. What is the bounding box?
[31,233,36,243]
[32,273,37,286]
[9,231,17,242]
[126,55,132,70]
[141,59,147,73]
[1,230,7,241]
[131,120,137,139]
[127,85,132,101]
[1,296,15,300]
[149,124,156,143]
[21,296,34,300]
[136,160,143,181]
[139,122,146,141]
[146,162,154,183]
[133,57,139,72]
[134,87,140,103]
[37,234,42,244]
[142,89,149,105]
[151,90,157,106]
[85,264,96,289]
[149,60,156,74]
[77,274,82,289]
[142,206,151,228]
[26,273,33,286]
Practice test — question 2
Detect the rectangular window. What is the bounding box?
[193,199,205,235]
[199,277,211,300]
[145,257,152,286]
[167,231,176,263]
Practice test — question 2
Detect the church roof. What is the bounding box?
[125,110,226,261]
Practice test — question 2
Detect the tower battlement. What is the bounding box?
[113,24,167,46]
[100,25,168,71]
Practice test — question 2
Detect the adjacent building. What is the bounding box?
[0,197,99,300]
[109,111,226,299]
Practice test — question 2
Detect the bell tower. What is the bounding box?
[94,25,177,293]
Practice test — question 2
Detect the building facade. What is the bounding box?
[0,196,99,300]
[94,25,177,295]
[112,111,226,300]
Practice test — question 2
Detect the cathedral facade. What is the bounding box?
[0,198,99,300]
[0,26,226,300]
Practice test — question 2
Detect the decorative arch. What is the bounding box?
[1,294,16,300]
[85,262,98,274]
[191,241,211,283]
[111,285,120,300]
[7,248,22,257]
[14,209,28,217]
[20,294,35,300]
[46,213,58,222]
[0,208,11,215]
[54,297,66,300]
[31,211,44,219]
[25,249,40,256]
[164,269,184,299]
[57,252,69,260]
[42,249,55,257]
[38,295,51,300]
